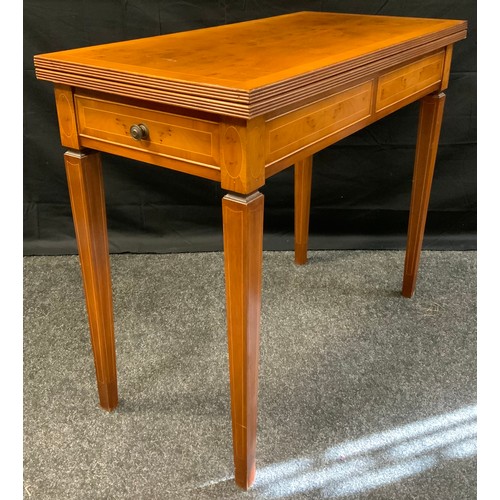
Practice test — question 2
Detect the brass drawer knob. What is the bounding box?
[130,123,149,141]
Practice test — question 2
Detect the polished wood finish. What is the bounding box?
[440,44,454,91]
[54,84,81,149]
[34,11,467,490]
[266,81,373,165]
[375,51,444,112]
[263,50,448,178]
[222,192,264,489]
[64,150,118,410]
[220,117,266,194]
[402,92,446,298]
[294,157,313,265]
[75,91,221,167]
[35,12,466,118]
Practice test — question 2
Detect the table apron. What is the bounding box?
[58,48,447,189]
[263,50,445,177]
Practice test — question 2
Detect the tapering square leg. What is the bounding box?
[402,92,446,298]
[294,156,313,265]
[64,150,118,411]
[222,191,264,489]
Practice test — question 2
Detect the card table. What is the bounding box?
[34,11,467,489]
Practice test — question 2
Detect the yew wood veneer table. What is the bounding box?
[34,11,467,489]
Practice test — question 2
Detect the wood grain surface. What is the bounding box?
[375,51,444,112]
[402,92,446,298]
[34,12,466,118]
[54,84,81,149]
[64,150,118,411]
[222,192,264,489]
[294,157,313,265]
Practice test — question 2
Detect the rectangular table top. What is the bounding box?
[34,12,467,117]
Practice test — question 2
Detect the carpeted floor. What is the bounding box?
[23,250,476,499]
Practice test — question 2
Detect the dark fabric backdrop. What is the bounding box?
[23,0,476,255]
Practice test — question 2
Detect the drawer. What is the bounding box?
[376,51,444,112]
[265,80,373,164]
[74,93,220,167]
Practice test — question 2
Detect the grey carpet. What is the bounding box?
[23,250,476,499]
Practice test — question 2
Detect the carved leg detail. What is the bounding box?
[294,156,313,265]
[222,192,264,489]
[402,92,446,298]
[64,150,118,410]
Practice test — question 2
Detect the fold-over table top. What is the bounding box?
[34,11,467,118]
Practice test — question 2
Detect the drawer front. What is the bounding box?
[376,51,444,112]
[75,94,220,166]
[265,81,373,164]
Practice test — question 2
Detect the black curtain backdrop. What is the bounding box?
[23,1,476,255]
